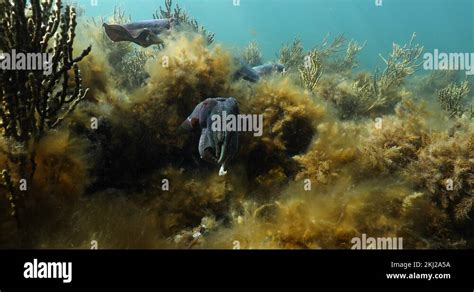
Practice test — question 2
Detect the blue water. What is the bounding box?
[79,0,474,70]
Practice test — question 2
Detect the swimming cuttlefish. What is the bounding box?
[233,59,286,83]
[103,18,177,47]
[252,63,286,76]
[180,97,239,176]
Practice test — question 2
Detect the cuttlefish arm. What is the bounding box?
[180,98,240,176]
[103,18,175,47]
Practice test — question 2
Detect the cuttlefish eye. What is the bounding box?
[190,117,199,128]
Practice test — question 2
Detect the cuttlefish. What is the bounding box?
[233,59,260,82]
[252,63,286,76]
[234,61,286,83]
[180,97,239,176]
[103,18,177,47]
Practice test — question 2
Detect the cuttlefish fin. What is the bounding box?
[103,23,132,42]
[178,117,199,134]
[103,23,162,47]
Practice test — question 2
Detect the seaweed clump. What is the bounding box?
[238,77,327,197]
[405,127,474,223]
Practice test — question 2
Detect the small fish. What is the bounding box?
[103,18,177,47]
[180,97,239,176]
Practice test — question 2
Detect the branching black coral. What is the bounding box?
[64,0,85,17]
[0,0,91,228]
